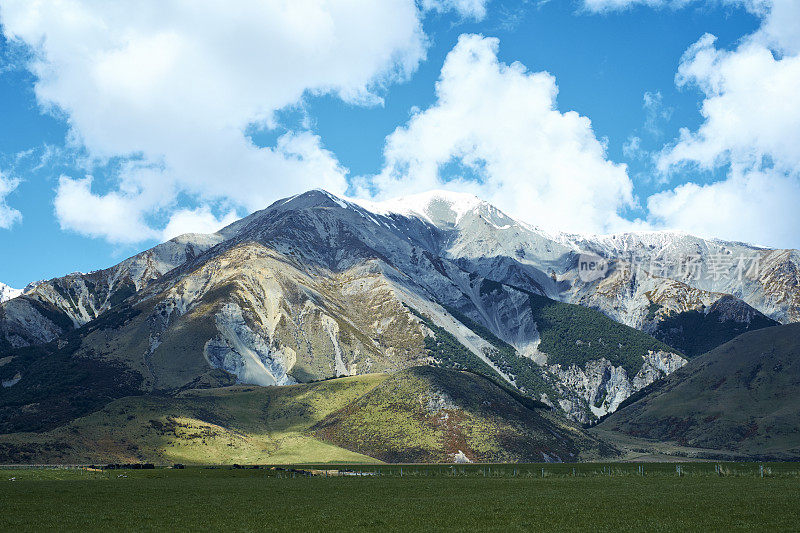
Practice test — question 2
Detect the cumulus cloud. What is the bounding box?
[369,34,636,235]
[0,0,476,243]
[647,0,800,248]
[53,176,158,243]
[161,206,239,242]
[0,171,22,229]
[659,34,800,172]
[743,0,800,54]
[647,167,800,247]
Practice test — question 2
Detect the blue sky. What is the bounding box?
[0,0,797,288]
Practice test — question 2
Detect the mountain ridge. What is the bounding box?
[1,189,797,426]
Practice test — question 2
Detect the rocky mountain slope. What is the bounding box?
[645,295,779,358]
[0,234,221,350]
[569,232,800,324]
[1,189,797,427]
[597,323,800,459]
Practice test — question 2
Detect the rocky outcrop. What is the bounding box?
[204,302,295,386]
[545,350,687,424]
[0,297,68,348]
[0,233,222,349]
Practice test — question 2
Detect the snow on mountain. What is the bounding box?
[352,190,485,227]
[347,190,798,323]
[0,283,22,303]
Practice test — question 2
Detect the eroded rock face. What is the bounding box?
[633,350,687,389]
[545,350,687,424]
[204,303,295,386]
[565,233,799,325]
[0,297,66,347]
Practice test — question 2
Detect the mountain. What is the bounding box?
[567,232,800,324]
[597,323,800,459]
[1,189,797,429]
[0,283,21,303]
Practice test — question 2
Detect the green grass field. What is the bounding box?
[2,464,799,531]
[0,375,387,465]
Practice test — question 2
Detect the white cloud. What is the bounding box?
[643,91,672,136]
[647,167,800,247]
[369,34,636,235]
[0,0,475,243]
[53,176,158,243]
[581,0,690,12]
[746,0,800,54]
[648,0,800,248]
[422,0,489,19]
[161,207,239,242]
[0,171,22,229]
[658,33,800,173]
[623,136,645,159]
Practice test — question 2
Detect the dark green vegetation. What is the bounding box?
[650,302,779,358]
[599,323,800,459]
[645,302,662,321]
[408,306,499,377]
[526,293,674,376]
[2,466,800,531]
[410,304,557,401]
[313,367,611,463]
[424,282,679,407]
[479,280,676,376]
[440,304,559,399]
[0,322,143,433]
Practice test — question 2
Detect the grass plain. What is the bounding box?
[1,464,799,531]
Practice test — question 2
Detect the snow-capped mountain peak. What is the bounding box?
[351,189,485,227]
[0,282,22,302]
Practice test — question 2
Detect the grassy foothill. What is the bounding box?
[1,464,800,531]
